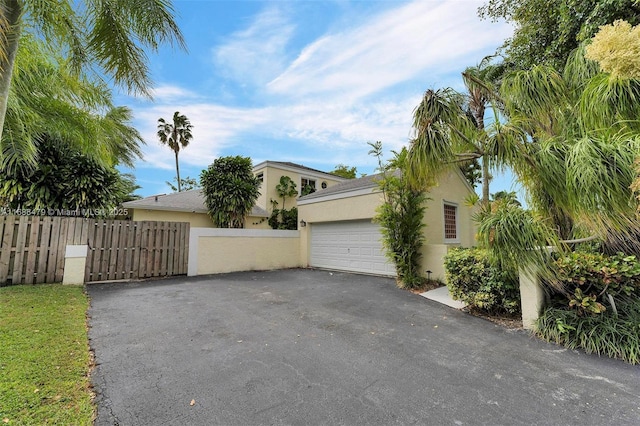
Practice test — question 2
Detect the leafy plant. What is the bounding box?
[0,135,133,214]
[535,299,640,364]
[370,142,428,289]
[267,176,299,230]
[200,156,261,228]
[166,176,200,193]
[444,247,521,315]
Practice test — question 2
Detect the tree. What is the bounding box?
[166,176,199,193]
[478,0,640,71]
[408,60,507,206]
[0,135,133,213]
[370,141,428,289]
[330,164,357,179]
[476,45,640,281]
[585,20,640,79]
[269,176,298,230]
[200,156,261,228]
[0,0,185,141]
[157,112,193,192]
[2,34,144,171]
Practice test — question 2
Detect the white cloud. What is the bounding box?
[213,7,295,87]
[267,0,512,100]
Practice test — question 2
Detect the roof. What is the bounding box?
[123,189,269,217]
[253,160,346,180]
[298,173,383,201]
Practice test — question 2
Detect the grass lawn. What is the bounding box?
[0,285,94,425]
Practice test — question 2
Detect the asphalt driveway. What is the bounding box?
[87,269,640,425]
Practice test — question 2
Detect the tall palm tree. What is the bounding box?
[0,0,185,141]
[408,60,506,206]
[157,112,193,192]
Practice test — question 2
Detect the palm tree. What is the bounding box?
[0,0,185,141]
[2,34,144,171]
[157,112,193,192]
[408,59,507,206]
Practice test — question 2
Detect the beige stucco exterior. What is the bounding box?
[253,161,345,213]
[130,208,269,230]
[297,169,477,281]
[188,228,300,275]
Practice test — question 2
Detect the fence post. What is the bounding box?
[518,264,545,330]
[63,245,88,285]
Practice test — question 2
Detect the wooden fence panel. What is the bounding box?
[0,216,189,285]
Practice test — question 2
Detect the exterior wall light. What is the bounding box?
[299,220,307,227]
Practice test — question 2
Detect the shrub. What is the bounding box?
[444,247,520,315]
[552,251,640,313]
[536,298,640,364]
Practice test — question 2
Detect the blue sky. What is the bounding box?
[117,0,514,197]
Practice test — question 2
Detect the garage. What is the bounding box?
[309,220,395,276]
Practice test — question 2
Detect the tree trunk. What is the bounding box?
[174,150,181,192]
[0,0,23,142]
[481,156,490,206]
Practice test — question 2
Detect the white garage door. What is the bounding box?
[310,220,395,276]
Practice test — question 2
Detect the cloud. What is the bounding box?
[213,7,295,87]
[267,0,512,100]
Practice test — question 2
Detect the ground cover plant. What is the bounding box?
[0,285,94,424]
[534,250,640,364]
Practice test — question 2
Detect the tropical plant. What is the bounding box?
[2,34,144,171]
[370,141,428,289]
[407,59,506,206]
[444,247,520,315]
[478,0,640,71]
[475,43,640,278]
[166,176,200,193]
[585,20,640,79]
[0,0,185,141]
[0,135,133,213]
[268,176,298,230]
[330,164,357,179]
[200,156,260,228]
[157,112,193,192]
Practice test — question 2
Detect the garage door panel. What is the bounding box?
[310,220,395,277]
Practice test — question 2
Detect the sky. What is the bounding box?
[117,0,515,197]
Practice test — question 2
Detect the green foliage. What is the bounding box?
[478,0,640,71]
[268,176,299,230]
[200,156,260,228]
[158,112,193,192]
[0,285,94,422]
[0,136,132,213]
[370,142,428,289]
[166,176,199,193]
[3,34,144,171]
[553,251,640,310]
[330,164,357,179]
[535,298,640,364]
[444,247,521,315]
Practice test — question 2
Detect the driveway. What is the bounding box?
[87,269,640,425]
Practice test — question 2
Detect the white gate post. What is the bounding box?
[63,245,88,285]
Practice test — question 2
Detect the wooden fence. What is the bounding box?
[0,216,189,285]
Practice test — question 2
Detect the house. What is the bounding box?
[296,168,477,281]
[123,161,347,229]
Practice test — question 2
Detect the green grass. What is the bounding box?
[0,285,94,425]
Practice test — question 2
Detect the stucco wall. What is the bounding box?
[296,170,478,281]
[189,228,301,275]
[130,209,269,230]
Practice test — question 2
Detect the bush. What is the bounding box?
[444,247,520,315]
[535,298,640,364]
[552,251,640,313]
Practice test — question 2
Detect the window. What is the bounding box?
[256,172,263,183]
[301,178,316,195]
[443,203,458,242]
